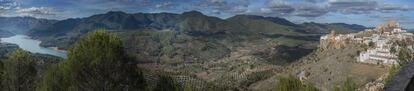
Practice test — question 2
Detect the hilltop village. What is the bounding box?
[320,21,414,65]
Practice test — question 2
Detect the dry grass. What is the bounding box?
[351,63,387,79]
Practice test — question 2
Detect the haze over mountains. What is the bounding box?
[0,17,55,38]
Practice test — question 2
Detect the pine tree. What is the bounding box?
[1,49,37,91]
[38,30,146,91]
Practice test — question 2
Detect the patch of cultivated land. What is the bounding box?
[137,40,291,90]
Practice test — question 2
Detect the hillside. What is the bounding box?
[0,29,15,38]
[29,11,365,49]
[226,15,302,35]
[28,11,355,65]
[0,17,57,34]
[299,22,365,34]
[26,11,369,90]
[279,21,414,91]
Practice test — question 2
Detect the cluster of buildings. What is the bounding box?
[320,21,414,65]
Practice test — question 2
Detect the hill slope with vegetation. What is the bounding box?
[0,17,57,34]
[25,11,368,91]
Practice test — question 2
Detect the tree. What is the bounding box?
[390,46,396,54]
[183,81,192,91]
[398,48,411,65]
[368,41,375,47]
[36,64,70,91]
[154,75,178,91]
[0,60,2,90]
[1,49,37,91]
[38,30,146,91]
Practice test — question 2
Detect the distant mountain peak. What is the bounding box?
[229,14,297,26]
[106,11,127,15]
[233,14,261,18]
[182,10,204,17]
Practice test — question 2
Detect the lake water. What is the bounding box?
[1,35,67,58]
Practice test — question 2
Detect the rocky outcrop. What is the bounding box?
[375,20,399,34]
[319,31,347,50]
[360,75,386,91]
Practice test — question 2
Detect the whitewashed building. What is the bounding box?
[320,21,413,65]
[359,47,398,65]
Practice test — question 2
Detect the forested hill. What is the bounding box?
[0,17,57,34]
[28,11,366,49]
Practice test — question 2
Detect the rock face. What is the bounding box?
[319,31,347,50]
[360,75,386,91]
[376,20,399,34]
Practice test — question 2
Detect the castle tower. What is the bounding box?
[387,20,399,29]
[330,30,336,37]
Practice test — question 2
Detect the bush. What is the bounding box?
[368,41,375,47]
[274,75,319,91]
[154,75,177,91]
[334,78,357,91]
[183,81,192,91]
[383,65,400,85]
[390,47,396,54]
[398,48,411,65]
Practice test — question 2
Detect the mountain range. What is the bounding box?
[0,11,368,65]
[0,11,371,90]
[26,11,366,48]
[0,17,57,34]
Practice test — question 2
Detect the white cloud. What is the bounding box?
[256,0,412,18]
[155,1,173,9]
[17,7,56,16]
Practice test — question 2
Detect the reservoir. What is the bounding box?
[0,35,67,58]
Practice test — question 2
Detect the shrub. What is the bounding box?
[334,78,357,91]
[274,75,319,91]
[398,48,411,65]
[383,65,400,85]
[183,81,192,91]
[154,75,177,91]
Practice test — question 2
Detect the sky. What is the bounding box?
[0,0,414,29]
